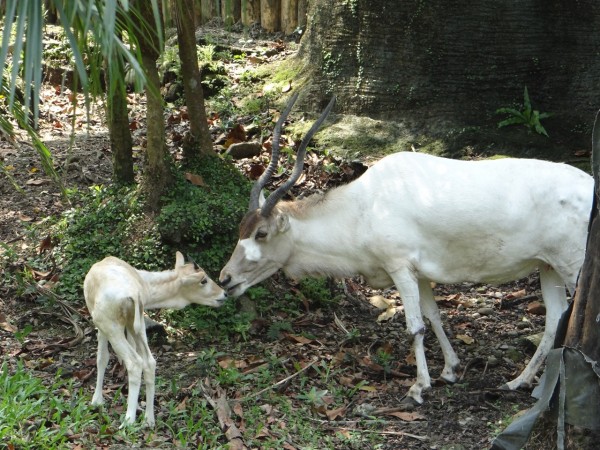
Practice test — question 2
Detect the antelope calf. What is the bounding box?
[220,93,593,404]
[84,252,226,427]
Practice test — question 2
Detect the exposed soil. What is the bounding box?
[0,26,565,450]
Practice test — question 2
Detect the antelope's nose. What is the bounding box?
[220,274,231,287]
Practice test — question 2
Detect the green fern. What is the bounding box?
[496,87,551,137]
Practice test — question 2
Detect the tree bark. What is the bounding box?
[134,0,171,212]
[565,207,600,361]
[105,53,134,185]
[280,0,298,35]
[172,0,216,160]
[298,0,600,153]
[297,0,307,28]
[241,0,261,26]
[260,0,280,32]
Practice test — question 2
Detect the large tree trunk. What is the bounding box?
[172,0,216,160]
[134,0,171,212]
[298,0,600,156]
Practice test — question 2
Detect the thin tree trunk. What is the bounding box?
[134,0,170,212]
[173,0,216,160]
[565,212,600,360]
[105,57,134,185]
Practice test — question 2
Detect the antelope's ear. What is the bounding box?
[276,213,290,233]
[175,251,185,268]
[258,190,266,208]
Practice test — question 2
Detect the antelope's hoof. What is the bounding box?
[399,395,421,410]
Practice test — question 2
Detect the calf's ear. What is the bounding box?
[175,251,185,268]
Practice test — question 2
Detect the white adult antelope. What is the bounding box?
[219,93,593,404]
[85,252,226,427]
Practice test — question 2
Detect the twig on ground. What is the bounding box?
[337,428,428,441]
[458,356,485,382]
[241,358,318,401]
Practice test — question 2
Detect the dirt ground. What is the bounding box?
[0,28,568,450]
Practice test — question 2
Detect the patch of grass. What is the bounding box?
[0,362,105,449]
[289,114,420,161]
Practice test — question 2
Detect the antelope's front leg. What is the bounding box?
[390,268,430,404]
[418,279,460,383]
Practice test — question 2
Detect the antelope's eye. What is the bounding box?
[200,278,208,285]
[255,230,268,240]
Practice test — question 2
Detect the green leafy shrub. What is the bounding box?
[156,156,250,274]
[297,277,342,308]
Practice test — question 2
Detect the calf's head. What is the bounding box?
[174,252,227,307]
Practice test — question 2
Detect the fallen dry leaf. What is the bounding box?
[176,396,187,411]
[26,178,46,186]
[0,320,17,333]
[370,295,394,310]
[387,411,427,421]
[357,384,377,392]
[285,334,314,345]
[184,172,207,187]
[218,357,248,370]
[526,301,546,315]
[325,405,347,421]
[507,289,526,299]
[377,306,399,322]
[457,334,475,345]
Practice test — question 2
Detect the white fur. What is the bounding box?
[84,252,226,427]
[221,152,593,404]
[240,238,262,262]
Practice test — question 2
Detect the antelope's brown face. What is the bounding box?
[220,92,335,297]
[219,209,292,297]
